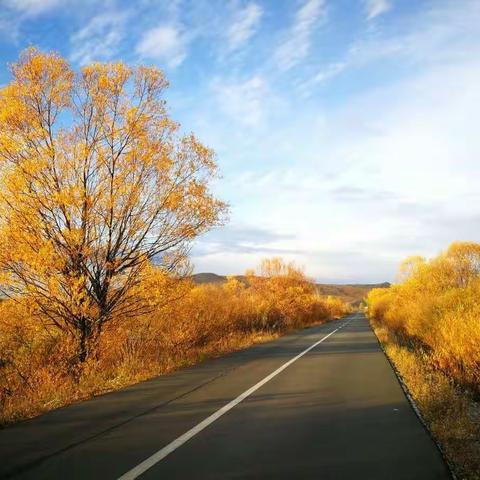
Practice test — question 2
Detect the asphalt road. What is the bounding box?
[0,313,451,479]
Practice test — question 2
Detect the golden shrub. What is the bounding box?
[367,241,480,390]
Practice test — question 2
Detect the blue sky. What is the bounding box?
[1,0,479,283]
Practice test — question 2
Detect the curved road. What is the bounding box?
[0,313,451,479]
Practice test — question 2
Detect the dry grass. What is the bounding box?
[0,259,348,426]
[371,321,480,479]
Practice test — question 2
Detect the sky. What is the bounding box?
[0,0,479,283]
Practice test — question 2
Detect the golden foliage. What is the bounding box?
[0,48,227,361]
[367,241,480,389]
[0,258,348,425]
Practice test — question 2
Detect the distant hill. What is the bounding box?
[190,273,226,284]
[314,282,390,305]
[191,273,390,305]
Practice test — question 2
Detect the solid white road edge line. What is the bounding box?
[117,317,354,480]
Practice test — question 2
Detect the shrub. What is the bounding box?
[367,242,480,391]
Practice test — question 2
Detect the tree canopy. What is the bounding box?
[0,48,227,360]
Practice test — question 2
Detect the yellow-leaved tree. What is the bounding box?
[0,48,227,361]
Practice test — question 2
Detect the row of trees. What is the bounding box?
[367,241,480,391]
[0,258,348,424]
[0,48,226,361]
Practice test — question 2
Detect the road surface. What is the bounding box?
[0,313,451,479]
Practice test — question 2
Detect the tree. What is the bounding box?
[444,241,480,287]
[0,48,227,361]
[396,255,425,283]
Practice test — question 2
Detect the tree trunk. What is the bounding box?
[78,316,92,363]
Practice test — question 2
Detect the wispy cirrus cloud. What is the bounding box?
[70,11,129,65]
[301,0,480,98]
[226,2,263,51]
[211,74,270,127]
[364,0,392,20]
[299,61,347,96]
[0,0,62,39]
[188,1,480,282]
[274,0,327,70]
[136,24,188,68]
[2,0,61,15]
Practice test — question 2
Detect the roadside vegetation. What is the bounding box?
[0,49,347,426]
[367,241,480,479]
[0,258,347,426]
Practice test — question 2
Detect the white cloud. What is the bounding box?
[275,0,327,70]
[187,1,480,282]
[212,75,269,127]
[0,0,60,36]
[312,62,347,82]
[70,11,128,66]
[299,61,347,96]
[2,0,60,15]
[302,0,480,97]
[226,2,263,51]
[136,24,187,68]
[364,0,392,20]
